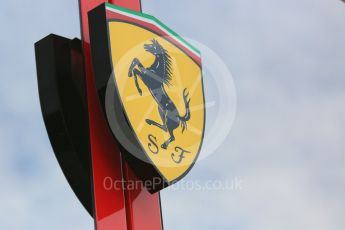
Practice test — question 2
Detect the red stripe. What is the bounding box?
[106,10,202,66]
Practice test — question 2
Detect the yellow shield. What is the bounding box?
[89,3,205,190]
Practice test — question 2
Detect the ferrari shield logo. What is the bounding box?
[89,3,205,192]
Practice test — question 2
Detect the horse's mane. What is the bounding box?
[152,39,172,86]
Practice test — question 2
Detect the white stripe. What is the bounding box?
[106,6,201,58]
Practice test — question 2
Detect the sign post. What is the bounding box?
[35,1,204,229]
[78,0,163,229]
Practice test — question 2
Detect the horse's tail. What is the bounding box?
[180,88,191,133]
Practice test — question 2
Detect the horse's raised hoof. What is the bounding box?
[161,143,168,150]
[146,119,153,125]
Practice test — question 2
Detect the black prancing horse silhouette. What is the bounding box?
[128,39,191,149]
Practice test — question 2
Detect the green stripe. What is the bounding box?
[105,3,201,56]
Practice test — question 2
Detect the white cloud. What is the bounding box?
[0,0,344,229]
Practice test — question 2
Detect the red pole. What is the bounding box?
[78,0,163,229]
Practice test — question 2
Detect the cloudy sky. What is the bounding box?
[0,0,344,229]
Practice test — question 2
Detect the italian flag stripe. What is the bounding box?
[105,3,201,59]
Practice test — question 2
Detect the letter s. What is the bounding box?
[148,134,159,154]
